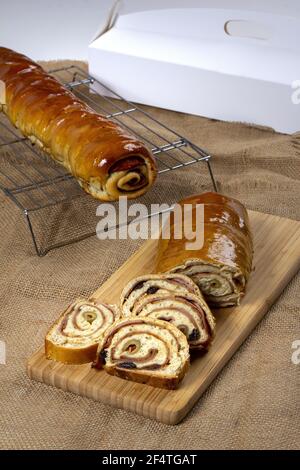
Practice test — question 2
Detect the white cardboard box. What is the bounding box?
[88,0,300,134]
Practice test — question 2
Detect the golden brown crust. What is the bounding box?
[156,192,253,306]
[104,359,190,390]
[0,47,157,201]
[45,337,97,365]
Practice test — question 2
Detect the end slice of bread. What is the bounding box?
[45,298,120,364]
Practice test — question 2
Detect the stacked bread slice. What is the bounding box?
[120,274,215,351]
[45,273,215,389]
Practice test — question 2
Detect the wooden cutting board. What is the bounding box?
[27,210,300,424]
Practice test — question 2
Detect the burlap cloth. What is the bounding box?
[0,61,299,450]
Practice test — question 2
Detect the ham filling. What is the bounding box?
[170,262,245,307]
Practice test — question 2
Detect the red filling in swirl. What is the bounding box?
[109,156,145,173]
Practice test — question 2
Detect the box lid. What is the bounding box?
[90,0,300,86]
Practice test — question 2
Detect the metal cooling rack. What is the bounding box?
[0,65,217,256]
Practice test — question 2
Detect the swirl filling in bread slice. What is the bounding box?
[124,292,216,351]
[169,260,246,307]
[120,273,201,316]
[45,298,120,364]
[94,317,190,389]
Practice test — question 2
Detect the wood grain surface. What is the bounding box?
[27,210,300,424]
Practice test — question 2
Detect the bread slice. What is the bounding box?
[123,291,216,351]
[45,298,120,364]
[120,273,200,317]
[93,317,190,389]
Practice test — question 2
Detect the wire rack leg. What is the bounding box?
[24,210,43,256]
[206,159,218,192]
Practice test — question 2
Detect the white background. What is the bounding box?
[0,0,114,60]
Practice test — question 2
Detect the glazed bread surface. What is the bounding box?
[156,192,253,307]
[0,47,157,201]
